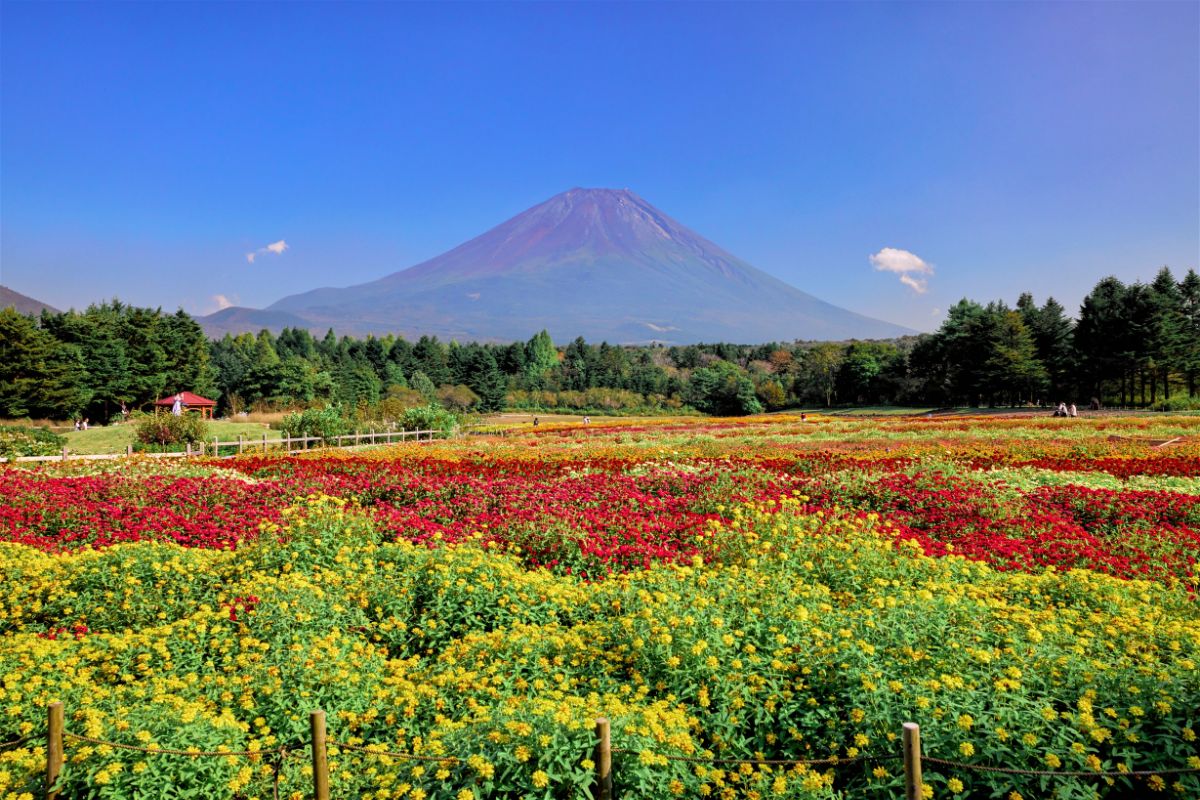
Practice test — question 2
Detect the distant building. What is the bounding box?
[154,391,216,419]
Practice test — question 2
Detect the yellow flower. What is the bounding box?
[456,791,475,800]
[532,770,550,789]
[958,742,975,757]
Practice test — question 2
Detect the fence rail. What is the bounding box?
[34,703,1199,800]
[0,429,441,464]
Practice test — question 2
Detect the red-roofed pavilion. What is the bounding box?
[154,391,217,419]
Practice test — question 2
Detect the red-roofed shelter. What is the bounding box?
[155,391,217,419]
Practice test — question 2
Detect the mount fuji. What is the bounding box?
[201,188,912,343]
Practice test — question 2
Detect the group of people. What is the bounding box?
[1053,402,1079,418]
[73,418,90,430]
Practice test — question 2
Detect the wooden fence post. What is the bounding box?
[261,434,267,453]
[593,717,612,800]
[238,435,244,454]
[125,444,133,457]
[310,710,330,800]
[61,447,68,462]
[902,722,922,800]
[47,701,64,800]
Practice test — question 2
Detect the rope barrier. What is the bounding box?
[329,740,462,763]
[0,736,28,751]
[58,729,1199,779]
[922,755,1200,779]
[611,746,904,767]
[64,730,282,759]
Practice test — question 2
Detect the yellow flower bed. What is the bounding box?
[2,492,1197,798]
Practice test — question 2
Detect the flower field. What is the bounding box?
[1,413,1198,799]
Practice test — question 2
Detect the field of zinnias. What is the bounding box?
[1,414,1198,799]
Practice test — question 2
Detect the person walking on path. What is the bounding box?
[171,394,183,416]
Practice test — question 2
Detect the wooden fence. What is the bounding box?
[0,429,440,464]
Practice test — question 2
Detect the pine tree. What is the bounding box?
[1017,294,1073,404]
[1075,278,1128,406]
[1148,267,1187,402]
[979,309,1047,406]
[1179,269,1200,396]
[466,349,506,411]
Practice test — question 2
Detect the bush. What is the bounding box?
[1154,394,1200,412]
[0,425,66,458]
[436,384,480,413]
[398,403,458,436]
[133,412,209,447]
[279,405,352,442]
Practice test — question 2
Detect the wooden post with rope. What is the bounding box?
[47,701,64,800]
[311,710,330,800]
[593,717,612,800]
[903,722,922,800]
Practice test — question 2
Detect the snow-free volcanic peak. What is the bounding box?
[201,188,912,343]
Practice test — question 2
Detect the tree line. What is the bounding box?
[2,267,1198,422]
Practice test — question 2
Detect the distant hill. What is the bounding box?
[0,285,60,316]
[201,188,913,343]
[198,306,326,338]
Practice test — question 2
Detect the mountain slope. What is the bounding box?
[0,285,60,316]
[223,188,911,343]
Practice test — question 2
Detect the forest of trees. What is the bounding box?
[2,267,1198,422]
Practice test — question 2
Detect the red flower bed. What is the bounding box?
[3,450,1196,586]
[799,471,1199,584]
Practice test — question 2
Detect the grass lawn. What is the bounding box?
[63,419,281,454]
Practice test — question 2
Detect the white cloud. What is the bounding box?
[246,239,289,264]
[869,247,933,294]
[212,294,235,311]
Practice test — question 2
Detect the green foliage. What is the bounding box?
[436,383,481,412]
[398,403,458,435]
[279,405,353,441]
[524,329,558,386]
[0,425,67,458]
[1153,394,1200,412]
[686,360,763,415]
[0,308,91,419]
[132,411,210,447]
[409,370,438,401]
[11,266,1200,423]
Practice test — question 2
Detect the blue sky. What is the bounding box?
[2,1,1197,333]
